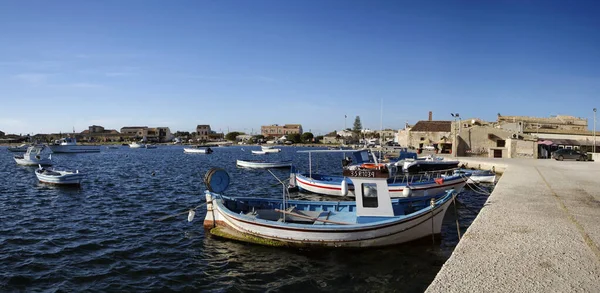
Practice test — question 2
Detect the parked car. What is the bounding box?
[551,149,587,161]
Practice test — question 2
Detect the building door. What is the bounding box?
[493,149,502,158]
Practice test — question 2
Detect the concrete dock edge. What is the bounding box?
[426,158,600,292]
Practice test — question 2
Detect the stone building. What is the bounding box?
[261,124,303,137]
[402,120,453,153]
[455,124,537,158]
[497,114,587,133]
[0,130,4,137]
[196,125,211,141]
[80,125,120,142]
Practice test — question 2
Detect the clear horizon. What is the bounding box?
[1,0,599,135]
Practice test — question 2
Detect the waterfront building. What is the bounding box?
[120,126,173,142]
[80,125,121,142]
[496,114,598,155]
[261,124,303,137]
[455,123,538,158]
[196,125,211,141]
[0,130,4,137]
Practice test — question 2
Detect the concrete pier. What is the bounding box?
[427,158,600,292]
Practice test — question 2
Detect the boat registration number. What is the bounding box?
[348,170,376,178]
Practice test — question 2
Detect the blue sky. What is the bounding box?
[1,0,599,135]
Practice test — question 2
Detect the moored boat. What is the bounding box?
[294,172,468,198]
[7,144,30,152]
[184,146,213,154]
[14,145,52,166]
[35,166,85,185]
[401,155,459,173]
[251,150,268,155]
[48,137,101,153]
[200,167,457,248]
[236,159,292,169]
[145,144,157,149]
[129,142,145,148]
[453,169,496,184]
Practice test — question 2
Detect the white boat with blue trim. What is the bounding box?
[35,166,85,185]
[453,169,496,184]
[48,137,101,153]
[236,159,292,169]
[292,149,468,198]
[14,145,52,166]
[200,166,457,248]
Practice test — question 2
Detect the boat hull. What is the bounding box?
[184,148,212,154]
[35,171,84,185]
[236,160,292,169]
[48,145,101,153]
[14,157,52,166]
[203,192,454,247]
[295,173,467,198]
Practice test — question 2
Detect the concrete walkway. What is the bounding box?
[427,158,600,292]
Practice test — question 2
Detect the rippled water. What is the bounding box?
[0,146,493,292]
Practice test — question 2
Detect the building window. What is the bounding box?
[362,183,378,208]
[497,140,506,147]
[420,137,425,141]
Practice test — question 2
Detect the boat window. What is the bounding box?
[362,183,378,208]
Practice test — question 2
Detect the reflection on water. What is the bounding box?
[0,145,493,292]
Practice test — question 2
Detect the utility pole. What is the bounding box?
[451,113,460,157]
[594,108,597,153]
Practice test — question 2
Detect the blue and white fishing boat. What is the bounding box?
[292,149,468,198]
[129,141,145,148]
[236,159,292,169]
[200,166,457,247]
[14,145,52,166]
[294,172,467,198]
[35,166,85,185]
[48,137,101,153]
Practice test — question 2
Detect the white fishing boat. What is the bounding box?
[453,169,496,184]
[35,166,85,185]
[236,159,292,169]
[184,146,213,154]
[129,141,145,148]
[200,167,457,248]
[48,137,101,153]
[251,150,268,155]
[292,149,468,198]
[261,146,282,153]
[7,144,30,152]
[14,145,52,166]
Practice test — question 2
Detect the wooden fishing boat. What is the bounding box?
[35,166,85,185]
[236,159,292,169]
[200,167,456,248]
[294,172,467,198]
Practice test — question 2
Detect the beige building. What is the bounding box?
[196,125,211,141]
[398,120,452,153]
[120,126,173,142]
[80,125,120,142]
[261,124,303,137]
[455,124,538,158]
[498,114,587,133]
